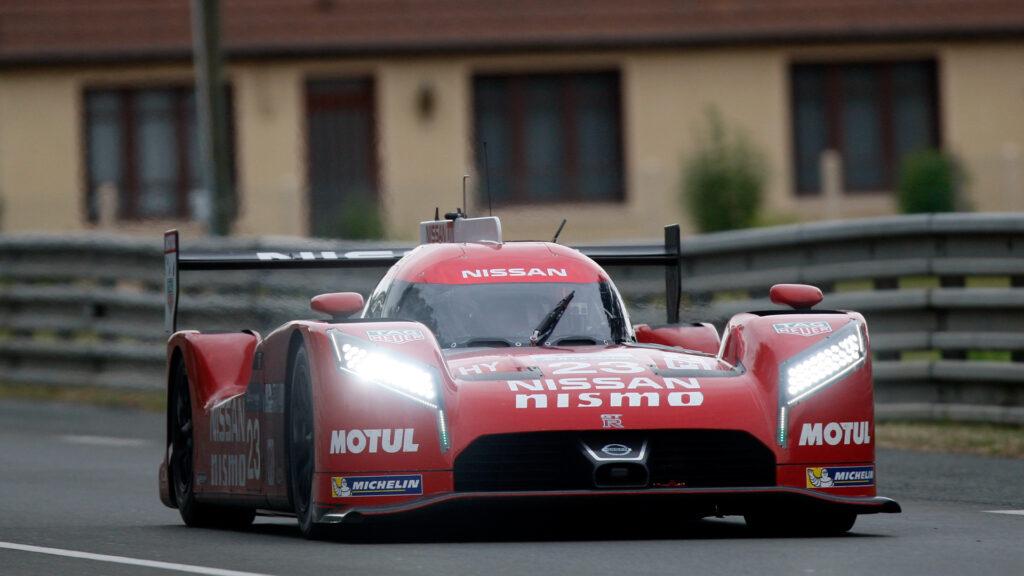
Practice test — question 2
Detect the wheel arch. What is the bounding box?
[284,327,309,508]
[163,345,187,508]
[166,346,186,448]
[284,327,309,417]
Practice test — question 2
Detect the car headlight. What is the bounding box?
[776,320,867,445]
[328,331,440,409]
[782,322,866,405]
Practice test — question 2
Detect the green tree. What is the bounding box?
[683,110,766,233]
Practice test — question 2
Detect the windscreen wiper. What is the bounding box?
[530,291,575,346]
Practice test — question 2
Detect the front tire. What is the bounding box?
[170,355,255,529]
[288,343,329,539]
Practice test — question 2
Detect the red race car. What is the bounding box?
[158,215,899,538]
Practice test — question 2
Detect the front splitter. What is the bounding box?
[317,486,900,524]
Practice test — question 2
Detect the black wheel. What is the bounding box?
[744,511,857,536]
[288,344,329,539]
[170,355,255,529]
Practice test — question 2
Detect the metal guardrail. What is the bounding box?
[1,213,1022,422]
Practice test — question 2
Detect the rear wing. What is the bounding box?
[164,225,682,334]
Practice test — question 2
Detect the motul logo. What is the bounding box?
[329,429,419,454]
[461,268,568,279]
[798,421,871,446]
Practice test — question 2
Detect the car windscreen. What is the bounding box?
[379,280,627,348]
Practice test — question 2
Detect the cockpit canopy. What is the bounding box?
[372,279,628,349]
[361,229,632,348]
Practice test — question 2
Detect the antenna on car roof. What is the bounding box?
[483,141,493,217]
[434,206,440,221]
[552,218,567,243]
[462,175,469,218]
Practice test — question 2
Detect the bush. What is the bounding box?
[339,195,385,239]
[897,150,965,214]
[316,194,385,239]
[683,110,766,233]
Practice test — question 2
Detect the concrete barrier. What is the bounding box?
[1,213,1022,422]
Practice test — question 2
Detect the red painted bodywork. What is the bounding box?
[634,322,720,354]
[159,241,890,520]
[394,242,603,285]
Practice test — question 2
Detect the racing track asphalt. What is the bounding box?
[0,399,1021,576]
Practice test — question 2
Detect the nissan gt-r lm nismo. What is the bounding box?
[158,216,900,538]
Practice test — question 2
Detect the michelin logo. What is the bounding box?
[806,466,874,488]
[799,421,871,446]
[331,474,423,498]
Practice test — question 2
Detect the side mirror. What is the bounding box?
[770,284,823,309]
[311,292,365,320]
[634,323,720,355]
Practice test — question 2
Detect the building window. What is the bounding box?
[305,78,379,238]
[84,87,234,221]
[791,60,939,195]
[473,71,624,205]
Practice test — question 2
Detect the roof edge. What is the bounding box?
[2,27,1023,69]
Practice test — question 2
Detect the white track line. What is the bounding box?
[0,541,274,576]
[985,510,1024,516]
[58,435,148,447]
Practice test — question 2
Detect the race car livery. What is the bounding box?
[158,215,899,538]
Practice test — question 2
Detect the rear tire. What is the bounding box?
[744,511,856,536]
[288,343,330,539]
[170,355,255,529]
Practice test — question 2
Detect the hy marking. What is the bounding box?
[58,435,148,447]
[985,510,1024,516]
[0,541,274,576]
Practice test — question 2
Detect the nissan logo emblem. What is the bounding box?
[600,443,631,456]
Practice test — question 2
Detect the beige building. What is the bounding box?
[0,1,1022,241]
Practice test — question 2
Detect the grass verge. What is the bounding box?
[877,421,1024,459]
[0,382,164,412]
